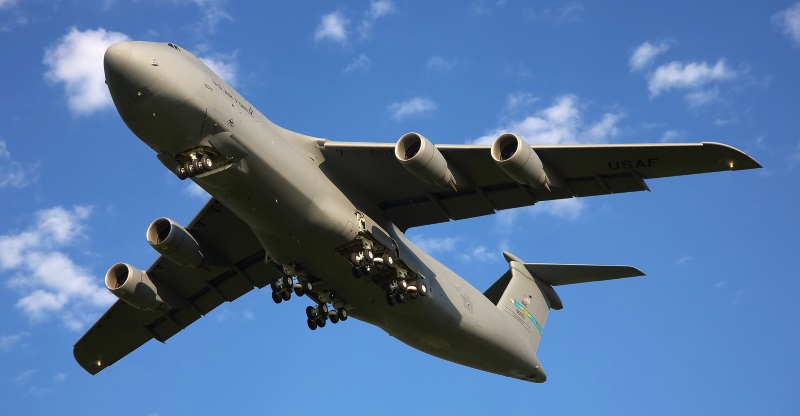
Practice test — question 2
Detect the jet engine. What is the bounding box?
[395,132,457,191]
[105,263,165,311]
[146,218,204,268]
[490,133,550,190]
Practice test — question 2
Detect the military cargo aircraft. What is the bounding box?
[74,41,761,382]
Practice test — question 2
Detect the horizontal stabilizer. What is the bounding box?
[524,263,645,286]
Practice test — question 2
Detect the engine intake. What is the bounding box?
[395,132,457,191]
[490,133,550,190]
[105,263,164,311]
[146,218,204,268]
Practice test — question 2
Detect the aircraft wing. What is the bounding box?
[319,141,761,231]
[73,199,281,375]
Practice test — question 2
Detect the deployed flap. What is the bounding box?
[73,199,281,375]
[319,141,760,231]
[524,263,645,286]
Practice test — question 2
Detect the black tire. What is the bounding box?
[294,285,304,297]
[201,155,213,170]
[271,291,282,304]
[338,307,348,321]
[306,306,315,319]
[386,293,395,306]
[382,253,395,268]
[330,314,339,324]
[317,318,326,328]
[307,319,317,330]
[351,266,361,278]
[281,290,291,301]
[418,283,428,297]
[193,158,204,172]
[396,293,405,304]
[176,165,187,180]
[185,161,196,175]
[409,290,419,300]
[318,303,329,316]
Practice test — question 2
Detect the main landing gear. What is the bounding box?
[174,146,226,180]
[337,213,430,307]
[268,263,350,331]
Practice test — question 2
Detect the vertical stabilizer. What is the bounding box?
[497,252,553,353]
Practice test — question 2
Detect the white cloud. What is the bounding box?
[532,199,586,221]
[0,332,26,351]
[408,235,460,254]
[184,182,209,199]
[774,2,800,46]
[343,54,372,73]
[359,0,396,39]
[629,40,671,71]
[675,256,692,266]
[505,92,538,112]
[426,56,457,72]
[388,97,438,120]
[648,59,737,97]
[525,2,585,24]
[0,0,18,10]
[1,206,115,330]
[314,11,349,44]
[659,129,683,142]
[199,54,238,86]
[43,27,130,116]
[0,139,37,189]
[684,87,721,108]
[187,0,233,33]
[472,95,624,145]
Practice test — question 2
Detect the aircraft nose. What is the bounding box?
[104,41,132,79]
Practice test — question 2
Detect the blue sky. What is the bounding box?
[1,1,798,414]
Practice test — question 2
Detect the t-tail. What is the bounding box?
[484,252,645,381]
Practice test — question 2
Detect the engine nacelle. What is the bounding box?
[146,218,204,268]
[395,132,457,191]
[490,133,550,189]
[105,263,165,311]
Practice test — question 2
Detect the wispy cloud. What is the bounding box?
[629,40,671,71]
[505,92,538,112]
[647,59,737,97]
[472,95,624,145]
[1,206,115,330]
[358,0,396,39]
[186,0,233,34]
[0,140,37,189]
[388,97,438,120]
[774,2,800,46]
[426,56,457,72]
[314,11,349,44]
[408,235,460,254]
[525,1,585,24]
[199,52,238,86]
[0,332,26,351]
[184,182,209,199]
[43,27,130,116]
[343,54,372,73]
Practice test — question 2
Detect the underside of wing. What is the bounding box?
[319,140,760,231]
[73,199,281,375]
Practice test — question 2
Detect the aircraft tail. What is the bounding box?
[483,252,644,353]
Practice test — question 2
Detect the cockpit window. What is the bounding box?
[167,43,181,51]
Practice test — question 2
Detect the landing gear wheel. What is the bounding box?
[318,303,329,316]
[382,253,395,268]
[176,165,188,180]
[330,313,339,324]
[317,318,327,328]
[396,293,405,304]
[397,279,408,292]
[418,283,428,297]
[201,155,213,171]
[271,291,282,304]
[409,290,419,300]
[192,158,205,172]
[283,276,293,288]
[351,267,362,278]
[365,249,375,262]
[185,161,196,176]
[350,252,361,266]
[306,306,315,319]
[281,290,291,301]
[307,319,317,330]
[294,285,305,297]
[386,292,396,306]
[337,307,348,321]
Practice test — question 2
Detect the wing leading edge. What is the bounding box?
[319,141,761,231]
[73,199,281,375]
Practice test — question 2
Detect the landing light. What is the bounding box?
[729,161,735,169]
[96,360,102,367]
